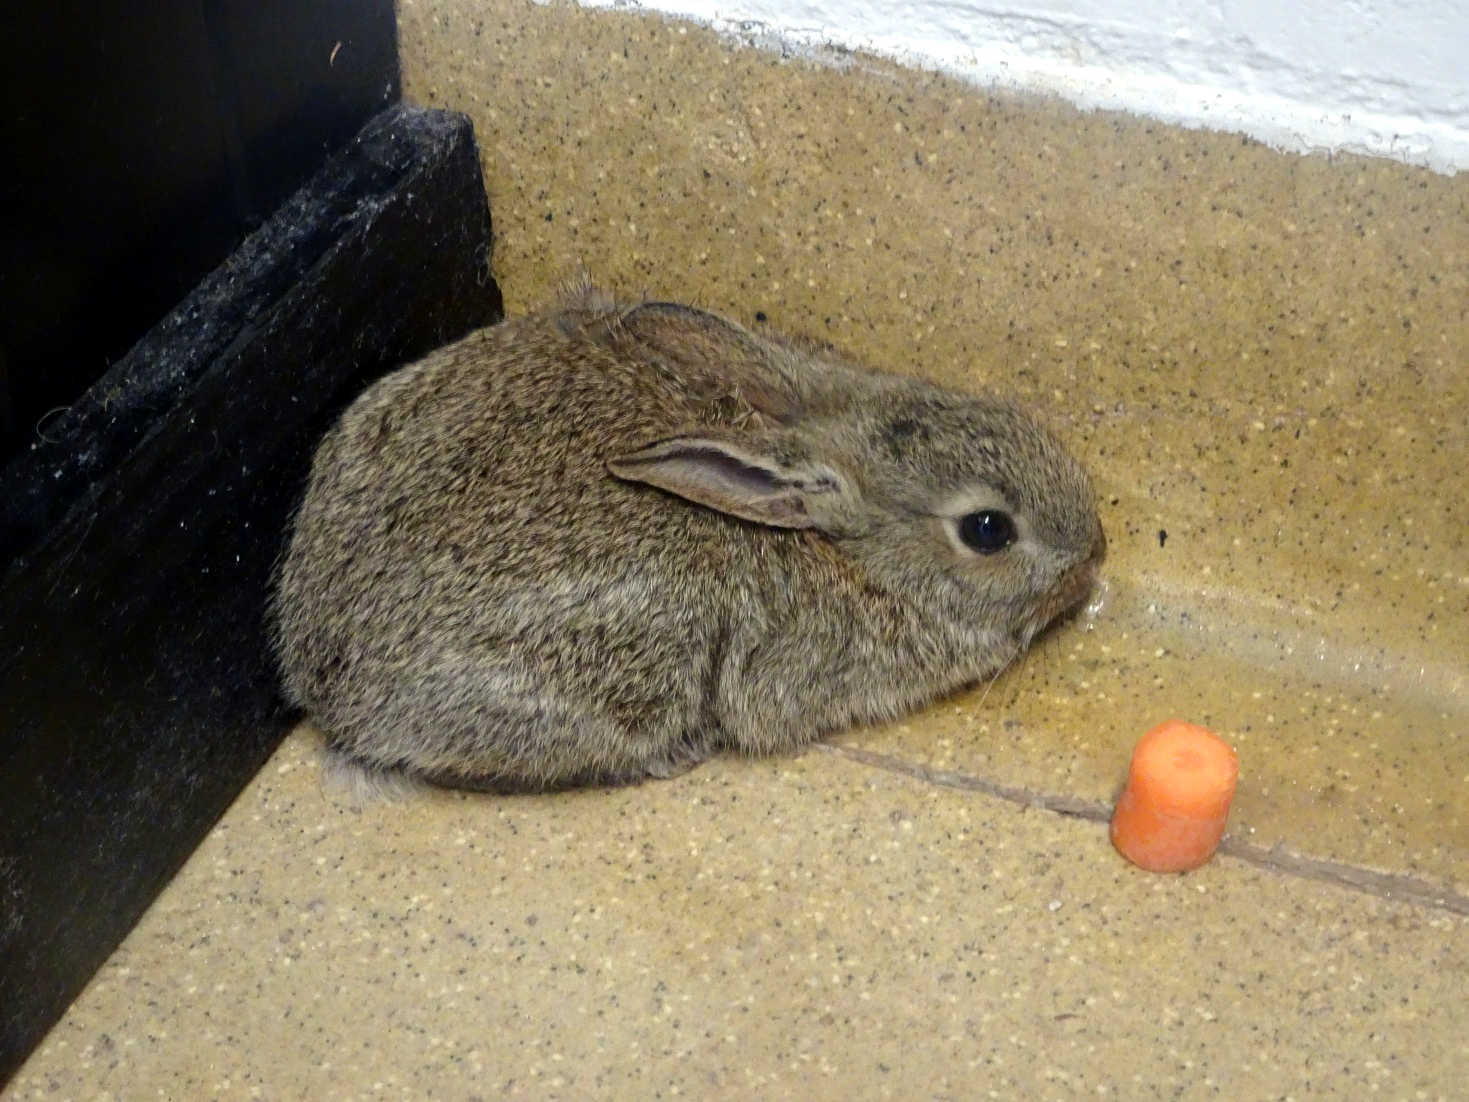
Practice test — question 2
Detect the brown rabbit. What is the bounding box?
[272,284,1105,791]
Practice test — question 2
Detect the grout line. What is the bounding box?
[819,743,1469,918]
[820,742,1114,822]
[1215,841,1469,918]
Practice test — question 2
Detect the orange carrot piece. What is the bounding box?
[1110,720,1238,873]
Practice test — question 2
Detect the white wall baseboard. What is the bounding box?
[571,0,1469,174]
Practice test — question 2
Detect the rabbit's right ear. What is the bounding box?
[608,437,856,531]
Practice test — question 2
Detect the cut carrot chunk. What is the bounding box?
[1110,720,1238,873]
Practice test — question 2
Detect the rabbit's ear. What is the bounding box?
[620,302,765,365]
[617,303,803,422]
[609,437,853,530]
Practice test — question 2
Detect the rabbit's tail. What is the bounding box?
[320,746,430,807]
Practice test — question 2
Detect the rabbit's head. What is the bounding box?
[832,383,1104,646]
[605,305,1104,653]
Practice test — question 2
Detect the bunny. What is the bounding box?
[272,283,1105,792]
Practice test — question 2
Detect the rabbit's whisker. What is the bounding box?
[974,641,1023,711]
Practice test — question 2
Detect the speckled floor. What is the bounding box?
[9,0,1467,1096]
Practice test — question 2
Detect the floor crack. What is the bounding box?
[819,743,1469,918]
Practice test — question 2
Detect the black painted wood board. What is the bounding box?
[0,0,401,466]
[0,103,503,1082]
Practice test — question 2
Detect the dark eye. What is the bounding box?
[958,510,1016,554]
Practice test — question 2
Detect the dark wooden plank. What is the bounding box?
[0,104,503,1081]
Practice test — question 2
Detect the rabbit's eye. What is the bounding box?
[958,510,1016,554]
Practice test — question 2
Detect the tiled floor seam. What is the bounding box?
[819,744,1469,917]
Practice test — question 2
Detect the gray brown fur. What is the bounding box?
[272,285,1105,791]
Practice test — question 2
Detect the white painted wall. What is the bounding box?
[574,0,1469,173]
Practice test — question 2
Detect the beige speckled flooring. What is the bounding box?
[9,0,1467,1096]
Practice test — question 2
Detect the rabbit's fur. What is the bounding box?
[273,285,1105,791]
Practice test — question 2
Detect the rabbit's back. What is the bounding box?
[274,305,784,786]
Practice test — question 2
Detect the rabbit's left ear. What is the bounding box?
[613,302,806,422]
[608,436,855,531]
